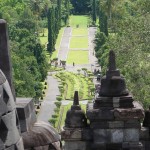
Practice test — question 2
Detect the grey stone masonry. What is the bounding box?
[0,19,15,100]
[0,69,24,150]
[62,51,147,150]
[16,98,37,133]
[86,51,144,150]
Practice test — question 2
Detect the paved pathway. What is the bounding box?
[37,75,60,123]
[58,27,72,61]
[38,26,101,123]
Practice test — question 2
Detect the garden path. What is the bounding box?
[57,27,72,61]
[37,75,60,123]
[38,26,100,123]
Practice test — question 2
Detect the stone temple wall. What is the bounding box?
[0,70,24,150]
[61,51,150,150]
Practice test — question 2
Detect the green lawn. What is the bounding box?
[69,15,89,28]
[70,37,88,49]
[39,28,48,45]
[51,50,58,60]
[72,28,88,36]
[55,72,93,100]
[67,50,89,64]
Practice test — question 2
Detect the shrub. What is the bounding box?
[52,114,58,118]
[49,118,57,127]
[55,101,62,108]
[56,96,62,101]
[54,107,60,113]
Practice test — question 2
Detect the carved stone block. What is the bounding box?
[124,129,139,142]
[110,129,124,143]
[140,127,149,140]
[16,98,37,132]
[61,128,82,140]
[64,141,87,150]
[114,102,144,120]
[87,108,114,121]
[2,110,20,146]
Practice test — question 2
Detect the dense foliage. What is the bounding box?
[70,0,91,14]
[0,0,70,98]
[95,0,150,108]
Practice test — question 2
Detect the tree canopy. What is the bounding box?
[95,0,150,108]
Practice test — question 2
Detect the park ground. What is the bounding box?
[37,15,101,131]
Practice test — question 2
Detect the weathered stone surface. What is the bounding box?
[16,138,24,150]
[61,128,82,140]
[16,98,36,132]
[65,91,87,128]
[143,108,150,127]
[94,95,134,108]
[87,108,114,121]
[0,77,16,116]
[124,129,139,142]
[93,129,108,143]
[93,128,140,144]
[124,119,141,128]
[2,110,20,146]
[90,121,124,129]
[0,138,5,149]
[109,121,124,129]
[82,128,93,140]
[142,141,150,150]
[90,121,109,129]
[0,20,15,99]
[0,86,8,115]
[140,127,149,140]
[5,145,15,150]
[114,102,144,120]
[110,129,124,143]
[122,142,143,150]
[93,129,124,144]
[64,141,87,150]
[0,71,6,85]
[22,121,61,149]
[99,51,129,97]
[3,80,16,111]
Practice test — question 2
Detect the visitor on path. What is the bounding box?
[73,62,75,66]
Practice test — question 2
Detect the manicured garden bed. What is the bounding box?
[72,28,88,36]
[70,37,88,49]
[67,50,89,64]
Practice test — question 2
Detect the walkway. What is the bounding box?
[38,26,100,123]
[37,75,60,123]
[58,27,72,61]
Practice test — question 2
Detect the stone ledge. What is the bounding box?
[93,128,140,143]
[61,128,82,140]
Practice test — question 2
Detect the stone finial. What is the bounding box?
[0,19,15,100]
[64,91,87,128]
[73,91,79,106]
[99,50,129,97]
[109,50,116,71]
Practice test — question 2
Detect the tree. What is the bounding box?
[92,0,96,24]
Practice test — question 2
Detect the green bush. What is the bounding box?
[55,101,62,108]
[49,118,57,127]
[52,114,58,118]
[54,107,60,113]
[56,96,62,101]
